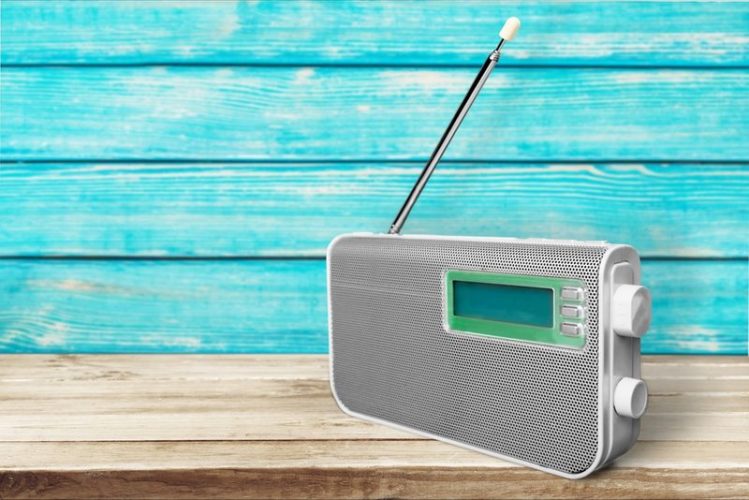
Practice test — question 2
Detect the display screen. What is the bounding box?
[452,280,553,328]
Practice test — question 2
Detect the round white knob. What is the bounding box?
[614,377,648,419]
[612,284,651,338]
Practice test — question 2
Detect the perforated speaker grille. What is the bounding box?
[329,235,609,475]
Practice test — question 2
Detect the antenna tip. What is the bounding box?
[499,17,521,41]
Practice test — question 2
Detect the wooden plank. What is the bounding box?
[0,355,747,498]
[0,354,331,382]
[2,464,748,500]
[1,384,746,442]
[2,380,744,415]
[2,443,748,500]
[640,355,749,379]
[2,440,748,471]
[645,260,748,355]
[0,260,746,354]
[0,260,327,354]
[2,68,747,161]
[2,163,747,257]
[1,354,748,382]
[2,1,748,67]
[0,355,746,442]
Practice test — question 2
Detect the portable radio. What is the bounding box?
[327,18,652,479]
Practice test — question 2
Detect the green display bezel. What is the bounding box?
[445,270,587,349]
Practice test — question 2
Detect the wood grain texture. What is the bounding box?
[2,441,748,471]
[1,354,741,381]
[1,362,747,442]
[2,1,748,67]
[2,0,747,357]
[2,466,748,500]
[0,260,746,355]
[0,355,747,499]
[2,163,747,257]
[3,67,748,161]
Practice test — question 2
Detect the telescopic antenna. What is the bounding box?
[388,17,521,235]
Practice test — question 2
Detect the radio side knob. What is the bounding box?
[612,284,651,338]
[614,377,648,419]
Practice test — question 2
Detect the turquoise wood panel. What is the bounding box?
[2,163,747,258]
[2,67,748,161]
[0,259,745,355]
[2,1,748,67]
[1,1,746,355]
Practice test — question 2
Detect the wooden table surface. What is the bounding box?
[1,355,747,499]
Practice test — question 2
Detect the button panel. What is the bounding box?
[558,286,586,340]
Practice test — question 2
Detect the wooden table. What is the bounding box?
[1,355,747,499]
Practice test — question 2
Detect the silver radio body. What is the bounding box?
[328,233,650,478]
[327,18,651,478]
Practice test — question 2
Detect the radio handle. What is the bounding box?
[388,17,520,235]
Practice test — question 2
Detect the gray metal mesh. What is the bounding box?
[329,235,608,475]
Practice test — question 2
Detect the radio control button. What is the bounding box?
[612,284,652,338]
[561,305,583,319]
[614,377,648,419]
[561,287,584,301]
[560,322,583,337]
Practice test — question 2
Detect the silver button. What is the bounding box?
[561,305,583,319]
[561,287,584,301]
[560,322,583,337]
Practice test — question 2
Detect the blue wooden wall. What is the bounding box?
[1,1,747,354]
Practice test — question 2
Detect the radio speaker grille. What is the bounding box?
[329,236,608,475]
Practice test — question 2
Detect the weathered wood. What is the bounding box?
[2,465,748,500]
[1,380,746,442]
[2,441,748,471]
[0,259,746,355]
[2,352,746,441]
[2,1,747,67]
[1,1,747,362]
[1,354,744,381]
[1,443,748,499]
[3,68,747,161]
[0,355,747,499]
[0,260,746,354]
[4,383,744,414]
[0,354,328,381]
[0,259,327,354]
[2,163,747,257]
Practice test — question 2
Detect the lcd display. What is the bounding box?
[452,281,553,328]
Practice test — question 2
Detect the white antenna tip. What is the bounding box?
[499,17,521,41]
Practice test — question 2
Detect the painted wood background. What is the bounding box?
[1,0,747,354]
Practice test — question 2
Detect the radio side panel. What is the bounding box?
[598,245,644,467]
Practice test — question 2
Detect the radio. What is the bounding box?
[327,18,652,479]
